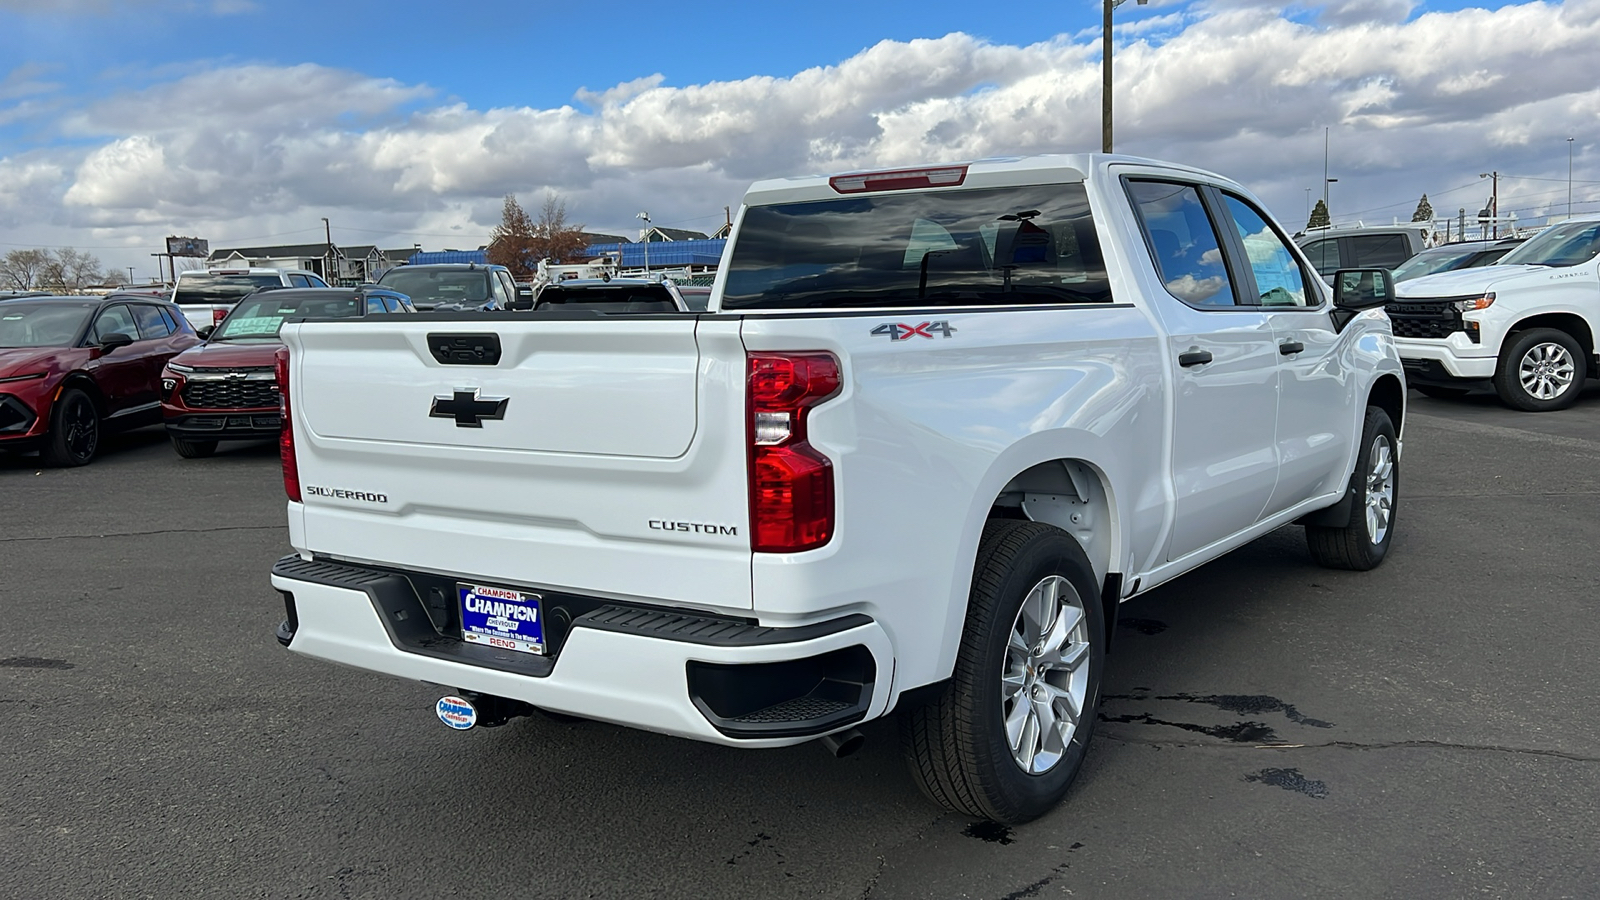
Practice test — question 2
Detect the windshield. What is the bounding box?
[1499,222,1600,267]
[1391,245,1489,282]
[211,293,360,341]
[721,185,1111,309]
[0,301,95,347]
[379,269,490,306]
[174,273,283,305]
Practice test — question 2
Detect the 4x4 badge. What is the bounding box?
[430,389,509,428]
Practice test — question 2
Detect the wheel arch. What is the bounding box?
[53,373,108,422]
[1368,372,1405,436]
[1507,313,1595,374]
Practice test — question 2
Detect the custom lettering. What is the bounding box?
[648,519,739,536]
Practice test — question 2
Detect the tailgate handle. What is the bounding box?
[428,333,501,366]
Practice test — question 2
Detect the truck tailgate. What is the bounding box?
[281,316,754,611]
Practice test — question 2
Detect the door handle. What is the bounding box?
[1279,341,1305,355]
[1177,349,1214,367]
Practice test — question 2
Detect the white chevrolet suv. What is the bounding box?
[171,267,328,334]
[268,154,1406,823]
[1389,214,1600,410]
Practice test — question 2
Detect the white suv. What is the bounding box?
[1390,214,1600,410]
[171,267,328,333]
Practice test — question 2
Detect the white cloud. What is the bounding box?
[4,2,1600,272]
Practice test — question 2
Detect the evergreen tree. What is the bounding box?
[1412,194,1434,223]
[1306,199,1330,230]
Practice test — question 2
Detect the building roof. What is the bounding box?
[579,231,632,245]
[207,243,381,261]
[584,238,727,268]
[645,226,710,242]
[409,249,488,265]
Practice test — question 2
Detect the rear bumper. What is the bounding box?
[270,556,892,747]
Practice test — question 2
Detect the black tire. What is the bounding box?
[1413,385,1470,400]
[1492,327,1585,412]
[1307,406,1398,571]
[899,519,1105,824]
[170,435,218,459]
[40,388,100,467]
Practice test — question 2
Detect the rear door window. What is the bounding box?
[1347,234,1411,270]
[1126,180,1237,308]
[721,184,1110,309]
[131,304,173,339]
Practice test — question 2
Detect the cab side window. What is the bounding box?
[93,305,138,342]
[1221,195,1313,308]
[308,274,329,288]
[1301,239,1340,277]
[490,273,511,308]
[289,274,312,287]
[1127,180,1237,308]
[1347,234,1411,270]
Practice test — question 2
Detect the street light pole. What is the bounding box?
[1569,137,1575,219]
[127,266,134,285]
[1101,0,1147,154]
[1479,171,1499,238]
[637,211,651,274]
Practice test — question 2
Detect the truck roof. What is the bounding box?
[742,153,1227,207]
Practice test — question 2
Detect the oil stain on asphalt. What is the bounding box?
[1098,692,1334,744]
[0,657,74,670]
[1244,767,1329,799]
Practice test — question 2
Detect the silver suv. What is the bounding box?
[171,267,328,334]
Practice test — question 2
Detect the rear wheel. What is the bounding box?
[40,388,99,467]
[1307,406,1397,570]
[170,435,218,459]
[1493,328,1585,412]
[900,520,1104,824]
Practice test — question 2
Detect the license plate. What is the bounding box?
[458,582,545,655]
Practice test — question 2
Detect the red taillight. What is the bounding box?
[747,352,841,553]
[828,165,968,194]
[275,347,300,502]
[212,307,228,325]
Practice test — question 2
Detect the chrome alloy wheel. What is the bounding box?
[1365,434,1395,545]
[1518,342,1577,401]
[1001,575,1091,775]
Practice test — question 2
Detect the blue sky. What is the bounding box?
[2,0,1597,278]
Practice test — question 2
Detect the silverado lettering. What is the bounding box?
[304,486,388,503]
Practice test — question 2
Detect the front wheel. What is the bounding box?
[40,388,100,467]
[899,520,1104,824]
[1306,406,1398,570]
[1493,328,1585,412]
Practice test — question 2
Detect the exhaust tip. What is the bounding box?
[819,727,865,758]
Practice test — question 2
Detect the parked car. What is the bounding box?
[530,278,694,312]
[0,293,199,466]
[1296,223,1431,282]
[375,263,513,311]
[269,153,1405,824]
[161,287,412,458]
[1390,238,1523,283]
[1389,214,1600,410]
[171,267,329,334]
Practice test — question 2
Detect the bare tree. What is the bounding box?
[102,267,131,286]
[533,192,590,265]
[37,247,106,294]
[0,248,51,290]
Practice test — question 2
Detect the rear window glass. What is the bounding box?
[378,269,491,305]
[211,293,361,341]
[721,185,1110,309]
[173,273,282,305]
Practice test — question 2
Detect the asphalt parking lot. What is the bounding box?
[4,383,1600,900]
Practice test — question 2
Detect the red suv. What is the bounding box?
[161,287,412,458]
[0,294,199,466]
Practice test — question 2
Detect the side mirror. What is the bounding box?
[1330,267,1396,332]
[99,332,136,354]
[1333,268,1395,310]
[196,325,216,340]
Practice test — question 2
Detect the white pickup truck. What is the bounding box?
[1389,213,1600,410]
[269,154,1406,823]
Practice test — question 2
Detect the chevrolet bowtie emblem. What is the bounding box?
[429,389,509,428]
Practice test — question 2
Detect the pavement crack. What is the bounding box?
[1098,732,1600,762]
[0,524,283,543]
[859,812,945,899]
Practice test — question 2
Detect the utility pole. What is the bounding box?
[637,211,651,273]
[322,217,333,280]
[1479,172,1499,238]
[1569,138,1576,219]
[1101,0,1148,154]
[127,266,135,285]
[1304,187,1311,224]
